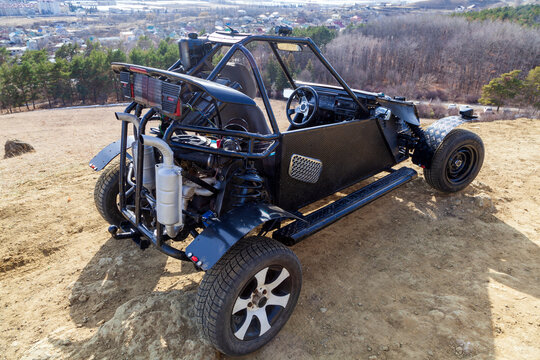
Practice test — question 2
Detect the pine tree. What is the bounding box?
[479,70,523,111]
[524,66,540,109]
[0,47,9,66]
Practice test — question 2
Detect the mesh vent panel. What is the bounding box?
[288,154,323,183]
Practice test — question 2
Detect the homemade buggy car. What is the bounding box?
[90,30,484,356]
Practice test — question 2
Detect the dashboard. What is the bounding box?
[318,92,359,117]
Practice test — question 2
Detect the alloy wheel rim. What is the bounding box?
[231,266,291,341]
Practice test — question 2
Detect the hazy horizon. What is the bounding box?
[98,0,417,11]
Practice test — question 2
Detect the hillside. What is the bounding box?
[453,4,540,27]
[325,15,539,103]
[0,107,539,359]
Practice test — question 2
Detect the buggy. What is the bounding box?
[90,30,484,356]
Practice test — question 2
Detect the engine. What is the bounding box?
[131,128,267,241]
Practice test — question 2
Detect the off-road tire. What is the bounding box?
[424,129,484,193]
[94,161,124,225]
[195,236,302,356]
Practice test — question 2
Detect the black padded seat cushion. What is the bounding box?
[220,103,271,135]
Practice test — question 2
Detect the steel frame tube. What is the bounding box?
[118,102,137,209]
[121,208,189,261]
[135,108,156,225]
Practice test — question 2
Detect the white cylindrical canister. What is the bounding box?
[132,141,156,190]
[155,163,183,227]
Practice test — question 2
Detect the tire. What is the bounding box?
[93,161,124,225]
[195,236,302,356]
[424,129,484,193]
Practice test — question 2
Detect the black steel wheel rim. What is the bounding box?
[230,265,292,341]
[445,145,477,185]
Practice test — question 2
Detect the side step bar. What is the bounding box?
[273,167,417,245]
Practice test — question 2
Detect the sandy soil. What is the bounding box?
[0,107,538,360]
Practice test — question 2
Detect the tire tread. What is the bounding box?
[423,129,484,193]
[93,161,124,225]
[195,236,299,355]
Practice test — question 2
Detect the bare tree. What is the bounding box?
[321,15,540,102]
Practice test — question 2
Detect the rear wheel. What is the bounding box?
[195,236,302,356]
[424,129,484,193]
[94,161,124,225]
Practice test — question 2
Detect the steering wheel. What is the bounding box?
[286,86,319,127]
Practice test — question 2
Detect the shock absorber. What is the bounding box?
[230,164,265,207]
[409,124,434,168]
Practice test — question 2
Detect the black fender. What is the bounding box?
[424,115,471,149]
[412,115,472,168]
[89,136,134,171]
[185,203,302,271]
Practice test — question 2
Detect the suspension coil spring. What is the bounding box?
[409,123,425,139]
[413,124,433,148]
[409,123,434,167]
[231,166,265,207]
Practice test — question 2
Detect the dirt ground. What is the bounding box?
[0,107,538,360]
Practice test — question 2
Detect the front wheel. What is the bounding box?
[424,129,484,193]
[195,236,302,356]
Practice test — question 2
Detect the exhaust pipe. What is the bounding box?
[116,112,156,189]
[141,135,183,238]
[115,112,140,132]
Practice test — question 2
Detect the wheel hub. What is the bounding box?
[250,287,268,309]
[445,145,477,185]
[257,297,268,308]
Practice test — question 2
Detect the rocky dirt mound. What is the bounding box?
[4,139,35,158]
[74,291,216,360]
[22,291,217,360]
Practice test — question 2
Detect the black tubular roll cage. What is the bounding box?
[115,33,372,260]
[170,34,370,132]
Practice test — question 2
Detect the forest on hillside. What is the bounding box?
[0,37,178,112]
[453,4,540,28]
[319,15,539,105]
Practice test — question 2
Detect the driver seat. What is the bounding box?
[220,104,271,135]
